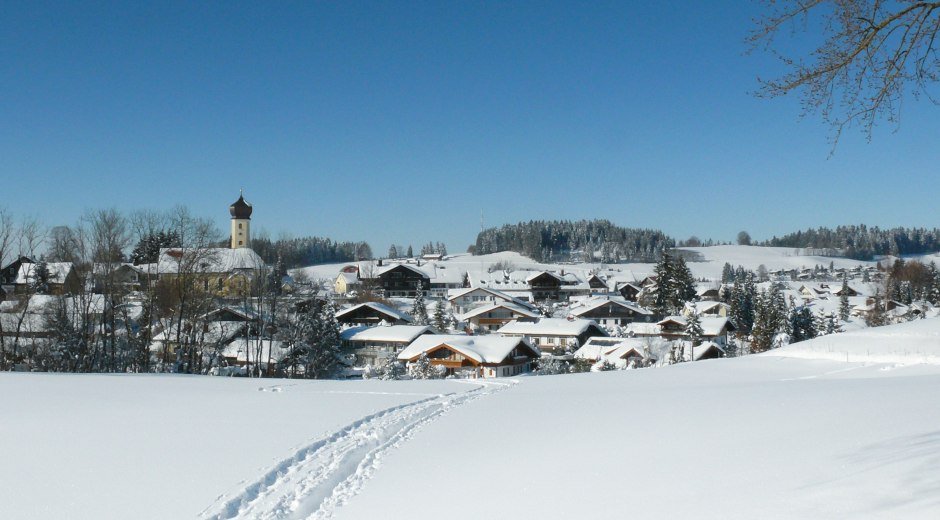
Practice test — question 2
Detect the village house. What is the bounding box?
[497,317,608,355]
[567,296,654,327]
[221,338,290,375]
[682,301,731,318]
[616,282,643,302]
[334,271,361,295]
[446,286,538,315]
[375,263,430,298]
[573,336,652,368]
[398,334,540,378]
[650,316,736,345]
[335,301,414,326]
[8,260,81,295]
[340,324,438,367]
[459,302,541,332]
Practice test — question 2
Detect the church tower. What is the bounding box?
[229,191,252,249]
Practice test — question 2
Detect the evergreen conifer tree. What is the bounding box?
[788,305,818,343]
[411,282,429,325]
[685,309,704,347]
[839,274,851,321]
[432,300,450,332]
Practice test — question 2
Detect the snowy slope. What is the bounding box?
[0,375,473,519]
[338,358,940,520]
[677,245,878,280]
[6,322,940,519]
[766,316,940,364]
[292,246,880,285]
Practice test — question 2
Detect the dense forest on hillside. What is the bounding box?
[251,236,372,268]
[762,226,940,260]
[473,220,673,263]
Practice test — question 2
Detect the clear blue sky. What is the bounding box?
[2,1,938,254]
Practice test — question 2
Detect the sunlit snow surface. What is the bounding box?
[4,318,940,519]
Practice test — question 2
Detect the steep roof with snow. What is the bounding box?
[498,317,606,337]
[340,325,436,343]
[335,302,413,323]
[458,302,540,321]
[398,334,538,364]
[14,262,74,285]
[568,297,653,317]
[157,248,265,274]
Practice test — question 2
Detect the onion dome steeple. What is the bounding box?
[229,190,252,220]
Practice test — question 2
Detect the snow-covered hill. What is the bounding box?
[291,245,885,285]
[5,321,940,519]
[766,316,940,365]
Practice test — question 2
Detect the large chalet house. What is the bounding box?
[466,269,591,303]
[398,334,540,378]
[336,259,464,299]
[498,317,608,355]
[340,324,438,367]
[567,296,654,327]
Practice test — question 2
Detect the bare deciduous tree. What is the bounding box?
[752,1,940,143]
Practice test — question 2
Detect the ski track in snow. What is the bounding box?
[199,379,516,520]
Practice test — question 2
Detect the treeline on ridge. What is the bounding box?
[762,225,940,260]
[251,236,373,268]
[472,219,674,263]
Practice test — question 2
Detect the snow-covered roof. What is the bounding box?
[377,263,429,279]
[447,286,536,310]
[157,248,265,274]
[340,325,436,343]
[657,316,733,336]
[498,317,606,338]
[222,339,290,364]
[336,272,360,284]
[624,322,663,336]
[14,262,73,285]
[335,302,414,323]
[574,337,647,360]
[458,302,540,321]
[568,297,653,317]
[678,341,726,361]
[152,320,248,344]
[398,334,538,364]
[525,271,563,284]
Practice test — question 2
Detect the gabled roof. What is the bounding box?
[398,334,538,364]
[574,337,647,360]
[14,262,74,285]
[335,302,413,323]
[657,316,734,336]
[498,317,607,337]
[447,286,538,311]
[340,324,436,343]
[568,297,653,317]
[458,302,540,321]
[525,271,563,284]
[377,263,429,279]
[157,248,265,274]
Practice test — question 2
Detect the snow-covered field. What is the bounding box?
[4,318,940,519]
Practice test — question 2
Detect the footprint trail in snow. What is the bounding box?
[199,379,515,520]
